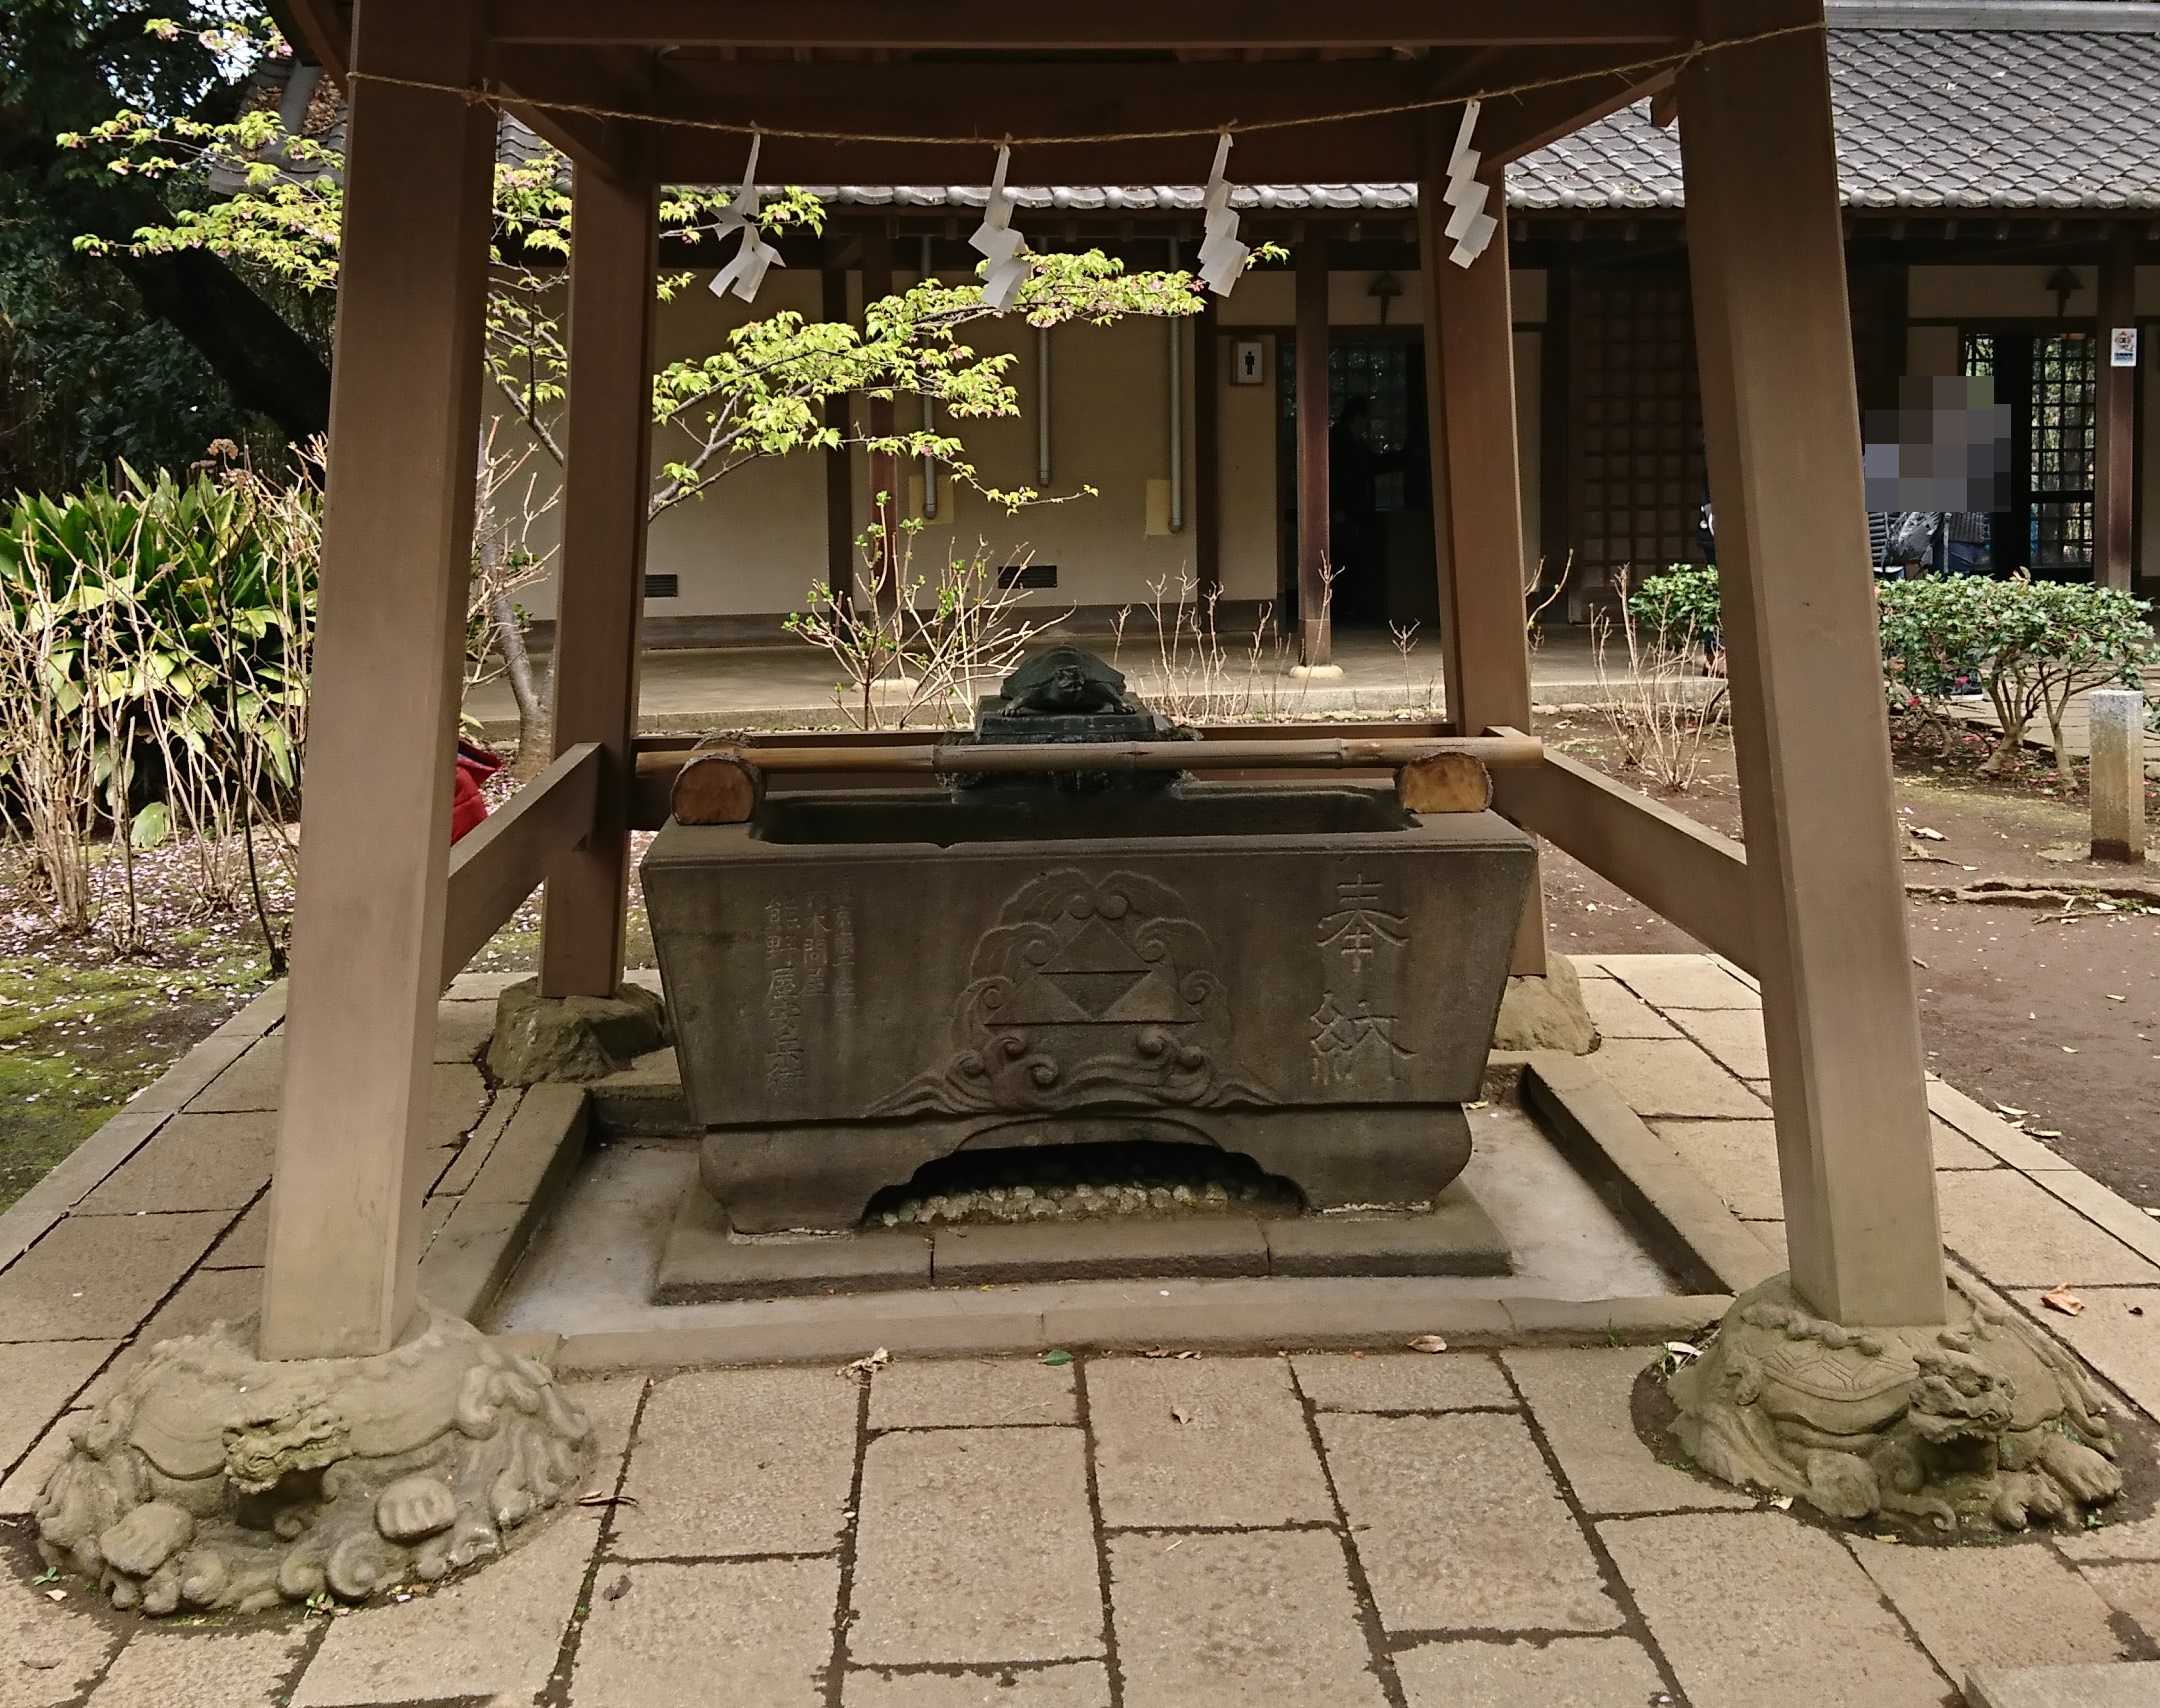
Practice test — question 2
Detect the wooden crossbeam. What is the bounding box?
[482,0,1695,49]
[440,741,603,987]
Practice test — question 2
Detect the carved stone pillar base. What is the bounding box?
[1491,953,1599,1055]
[1670,1273,2122,1532]
[34,1306,592,1615]
[487,976,668,1084]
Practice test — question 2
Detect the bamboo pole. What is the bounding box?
[687,731,1540,777]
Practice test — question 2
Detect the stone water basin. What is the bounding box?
[641,780,1535,1233]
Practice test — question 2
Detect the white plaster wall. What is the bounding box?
[494,264,1550,621]
[1910,265,2160,323]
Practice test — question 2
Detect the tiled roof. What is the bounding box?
[1511,27,2160,212]
[783,22,2160,216]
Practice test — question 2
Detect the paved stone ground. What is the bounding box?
[9,955,2160,1705]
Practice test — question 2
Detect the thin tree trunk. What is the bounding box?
[490,587,548,777]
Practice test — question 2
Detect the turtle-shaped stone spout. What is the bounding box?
[1670,1273,2121,1532]
[997,646,1147,718]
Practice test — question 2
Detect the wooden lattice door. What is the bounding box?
[1567,273,1707,614]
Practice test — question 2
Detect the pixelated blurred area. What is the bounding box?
[1863,374,2014,515]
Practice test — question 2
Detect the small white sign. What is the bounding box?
[1231,339,1266,385]
[2112,326,2140,368]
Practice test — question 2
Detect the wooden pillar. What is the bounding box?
[260,0,494,1360]
[2096,225,2138,591]
[537,166,659,999]
[1195,297,1222,605]
[1679,7,1946,1328]
[1421,146,1547,976]
[822,253,857,604]
[862,222,898,609]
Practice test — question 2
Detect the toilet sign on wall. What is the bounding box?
[2112,327,2140,368]
[1231,339,1266,385]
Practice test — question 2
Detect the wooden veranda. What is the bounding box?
[258,0,1947,1359]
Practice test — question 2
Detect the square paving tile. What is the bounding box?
[1670,1008,1770,1080]
[0,1340,113,1470]
[293,1511,598,1706]
[1848,1536,2126,1681]
[77,1267,262,1408]
[1088,1356,1333,1530]
[1596,955,1759,1010]
[75,1113,276,1215]
[90,1625,311,1707]
[1395,1636,1670,1708]
[869,1358,1078,1431]
[0,1212,228,1342]
[1319,1411,1620,1634]
[2004,1289,2160,1426]
[850,1428,1102,1665]
[198,1200,268,1269]
[613,1367,859,1559]
[845,1662,1110,1707]
[2079,1563,2160,1646]
[1577,978,1680,1039]
[0,1570,122,1708]
[1587,1039,1770,1120]
[1500,1348,1752,1516]
[1940,1172,2160,1288]
[570,1557,838,1708]
[1650,1120,1784,1221]
[1290,1352,1515,1414]
[1108,1529,1388,1708]
[1599,1513,1945,1708]
[1932,1119,2001,1170]
[0,1408,83,1516]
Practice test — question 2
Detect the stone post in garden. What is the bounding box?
[2089,689,2147,863]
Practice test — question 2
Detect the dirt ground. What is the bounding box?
[1536,707,2160,1211]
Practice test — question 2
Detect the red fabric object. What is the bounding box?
[451,741,503,843]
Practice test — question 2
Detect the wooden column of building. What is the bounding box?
[1195,296,1222,605]
[822,254,857,604]
[1296,234,1332,664]
[1679,9,1946,1328]
[2096,224,2138,592]
[1421,154,1547,977]
[260,0,495,1360]
[862,222,899,609]
[537,166,660,999]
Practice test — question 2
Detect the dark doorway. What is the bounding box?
[1278,335,1439,631]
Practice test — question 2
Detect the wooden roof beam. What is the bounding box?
[483,0,1695,50]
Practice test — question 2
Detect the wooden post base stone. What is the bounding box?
[1671,1272,2121,1532]
[35,1306,592,1614]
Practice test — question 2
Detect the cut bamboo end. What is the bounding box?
[1396,753,1494,814]
[672,753,763,825]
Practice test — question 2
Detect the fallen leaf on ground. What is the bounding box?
[602,1574,631,1602]
[1663,1342,1701,1361]
[2063,1046,2080,1055]
[41,1589,64,1603]
[1911,957,1929,970]
[842,1347,892,1378]
[2033,1128,2063,1139]
[1908,826,1946,840]
[1996,1104,2029,1119]
[2108,994,2127,1002]
[1407,1334,1448,1354]
[1170,1407,1191,1425]
[1769,1496,1794,1512]
[2042,1285,2087,1317]
[576,1493,639,1510]
[1041,1349,1074,1367]
[1142,1347,1176,1358]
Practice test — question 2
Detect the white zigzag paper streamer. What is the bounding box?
[709,133,785,304]
[1196,133,1250,296]
[1442,100,1499,269]
[970,147,1032,311]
